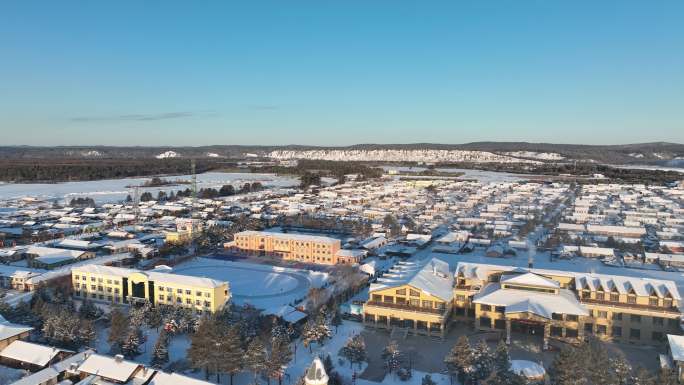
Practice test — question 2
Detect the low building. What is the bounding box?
[0,316,32,350]
[0,340,72,371]
[76,353,154,384]
[667,334,684,382]
[71,264,230,314]
[363,258,453,337]
[25,246,94,270]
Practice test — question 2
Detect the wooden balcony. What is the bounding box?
[580,298,681,315]
[365,301,447,316]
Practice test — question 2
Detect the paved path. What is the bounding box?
[173,264,312,300]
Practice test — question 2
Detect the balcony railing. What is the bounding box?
[580,298,681,315]
[366,301,447,315]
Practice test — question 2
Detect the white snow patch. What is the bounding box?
[504,151,564,160]
[206,152,221,158]
[156,151,180,159]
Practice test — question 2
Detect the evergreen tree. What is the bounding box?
[244,338,267,385]
[549,346,584,385]
[485,341,524,385]
[444,335,473,383]
[121,326,144,358]
[471,340,494,381]
[584,337,611,385]
[266,337,292,385]
[219,325,245,385]
[79,319,97,347]
[382,340,403,374]
[188,316,218,380]
[610,355,632,385]
[331,309,342,334]
[151,329,170,368]
[421,374,436,385]
[108,307,128,351]
[339,334,367,369]
[78,299,100,320]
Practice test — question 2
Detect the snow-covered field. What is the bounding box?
[172,258,329,314]
[0,172,298,204]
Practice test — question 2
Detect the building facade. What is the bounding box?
[454,262,682,347]
[71,265,230,314]
[233,231,343,265]
[362,259,453,337]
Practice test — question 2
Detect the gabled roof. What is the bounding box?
[370,258,453,301]
[77,354,144,382]
[473,283,588,319]
[0,319,33,341]
[501,272,560,289]
[0,341,68,367]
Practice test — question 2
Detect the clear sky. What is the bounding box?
[1,1,682,146]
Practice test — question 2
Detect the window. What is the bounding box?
[167,287,172,292]
[629,329,640,340]
[627,295,636,304]
[596,325,607,335]
[584,323,593,334]
[610,293,620,302]
[495,306,505,313]
[611,326,622,337]
[612,312,622,321]
[481,304,492,312]
[409,299,420,307]
[566,329,578,338]
[177,289,183,294]
[653,317,664,326]
[196,291,202,296]
[456,295,466,302]
[204,301,210,307]
[597,311,608,319]
[107,279,112,284]
[551,326,563,337]
[566,314,578,322]
[185,290,191,295]
[384,296,394,303]
[91,285,96,290]
[395,288,406,295]
[552,313,563,321]
[114,288,119,294]
[649,297,658,306]
[196,300,201,305]
[596,292,605,301]
[664,298,673,308]
[372,294,382,302]
[205,293,211,297]
[176,297,182,303]
[652,331,664,341]
[410,289,420,297]
[159,295,164,300]
[479,317,492,328]
[630,314,641,323]
[396,297,406,305]
[422,300,433,309]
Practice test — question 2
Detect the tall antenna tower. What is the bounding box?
[133,186,140,225]
[191,159,198,219]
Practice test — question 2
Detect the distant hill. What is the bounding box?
[1,142,682,166]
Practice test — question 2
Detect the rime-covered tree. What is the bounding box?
[301,316,331,353]
[244,338,267,385]
[549,345,584,385]
[339,334,367,369]
[188,316,217,380]
[421,374,436,385]
[382,340,403,374]
[78,299,100,320]
[610,355,633,385]
[331,309,342,334]
[485,341,524,385]
[79,319,97,347]
[471,340,494,381]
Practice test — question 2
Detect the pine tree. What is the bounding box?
[108,307,128,351]
[151,329,170,368]
[121,326,144,358]
[339,334,367,369]
[79,319,97,347]
[244,338,267,385]
[584,337,611,385]
[485,341,524,385]
[78,299,100,320]
[382,340,403,374]
[188,316,217,380]
[219,325,245,385]
[549,346,584,385]
[471,340,494,381]
[421,374,436,385]
[331,309,342,334]
[266,337,292,385]
[444,335,473,383]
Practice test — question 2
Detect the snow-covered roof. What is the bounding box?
[236,230,340,245]
[10,349,95,385]
[511,360,546,379]
[473,283,588,319]
[73,264,227,289]
[501,272,560,289]
[370,258,453,301]
[0,341,67,367]
[77,354,146,382]
[305,357,329,385]
[0,320,32,342]
[149,372,215,385]
[669,334,684,362]
[574,273,681,300]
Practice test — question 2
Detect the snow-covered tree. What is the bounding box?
[444,335,472,383]
[610,355,633,385]
[339,334,367,369]
[266,337,292,385]
[108,307,128,350]
[485,341,524,385]
[382,340,403,374]
[301,316,332,353]
[121,326,144,358]
[471,340,494,381]
[151,329,170,368]
[421,374,436,385]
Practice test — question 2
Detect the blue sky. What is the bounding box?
[1,1,682,146]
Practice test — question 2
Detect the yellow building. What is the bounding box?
[72,264,230,314]
[363,258,453,337]
[233,231,342,265]
[454,262,682,348]
[165,218,202,244]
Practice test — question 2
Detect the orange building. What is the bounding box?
[233,231,343,265]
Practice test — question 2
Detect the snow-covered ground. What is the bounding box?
[503,151,565,161]
[0,172,298,204]
[172,258,329,314]
[270,149,540,164]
